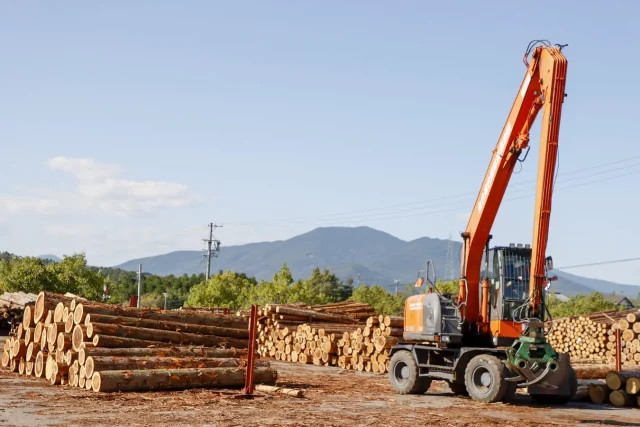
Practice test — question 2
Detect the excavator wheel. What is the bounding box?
[388,350,427,394]
[530,366,577,405]
[464,354,509,403]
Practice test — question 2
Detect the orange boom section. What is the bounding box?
[458,42,568,333]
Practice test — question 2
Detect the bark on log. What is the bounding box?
[91,366,278,392]
[86,322,248,348]
[78,346,248,366]
[74,302,248,329]
[274,306,358,324]
[254,384,304,397]
[85,313,249,339]
[92,334,169,349]
[85,356,266,378]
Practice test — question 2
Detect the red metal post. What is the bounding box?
[242,304,258,395]
[615,327,622,372]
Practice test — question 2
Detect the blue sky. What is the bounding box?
[1,1,639,285]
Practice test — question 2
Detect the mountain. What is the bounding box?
[115,226,455,292]
[38,254,62,262]
[114,226,639,297]
[552,270,640,298]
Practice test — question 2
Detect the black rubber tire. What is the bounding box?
[464,354,508,403]
[530,366,577,405]
[388,350,422,394]
[447,381,469,396]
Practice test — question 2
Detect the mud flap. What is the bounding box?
[526,352,574,396]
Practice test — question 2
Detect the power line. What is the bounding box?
[555,257,640,270]
[233,167,640,227]
[220,154,640,227]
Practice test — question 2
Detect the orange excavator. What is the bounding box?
[388,40,577,404]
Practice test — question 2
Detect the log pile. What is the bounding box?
[256,302,403,373]
[585,369,640,407]
[1,291,277,392]
[547,309,640,365]
[0,291,38,333]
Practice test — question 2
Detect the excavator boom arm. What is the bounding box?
[458,43,568,325]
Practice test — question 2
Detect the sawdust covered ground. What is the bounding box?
[0,361,638,427]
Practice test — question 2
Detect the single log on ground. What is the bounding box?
[92,366,278,392]
[92,334,168,348]
[85,313,249,339]
[74,302,248,329]
[78,346,248,366]
[85,356,266,378]
[606,371,640,390]
[254,384,304,397]
[86,322,248,348]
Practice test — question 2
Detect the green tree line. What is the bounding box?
[0,252,633,317]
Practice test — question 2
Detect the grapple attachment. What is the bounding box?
[504,322,575,395]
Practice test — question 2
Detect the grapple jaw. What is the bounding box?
[503,322,572,392]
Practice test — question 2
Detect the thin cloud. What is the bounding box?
[0,156,197,217]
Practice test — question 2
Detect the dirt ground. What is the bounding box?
[0,361,639,427]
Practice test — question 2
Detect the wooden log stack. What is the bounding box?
[583,369,640,408]
[256,302,403,374]
[0,291,38,333]
[547,309,640,366]
[1,291,277,392]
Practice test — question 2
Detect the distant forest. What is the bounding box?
[0,251,632,317]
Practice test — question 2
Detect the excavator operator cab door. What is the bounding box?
[489,244,533,345]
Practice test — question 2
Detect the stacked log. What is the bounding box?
[584,370,640,407]
[0,291,38,333]
[1,291,276,392]
[547,310,640,365]
[256,302,403,374]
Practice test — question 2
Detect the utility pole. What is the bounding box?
[445,233,454,281]
[203,223,222,280]
[137,264,142,308]
[393,279,400,296]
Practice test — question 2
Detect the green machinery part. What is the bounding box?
[504,322,561,388]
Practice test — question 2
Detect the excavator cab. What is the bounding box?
[488,244,536,345]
